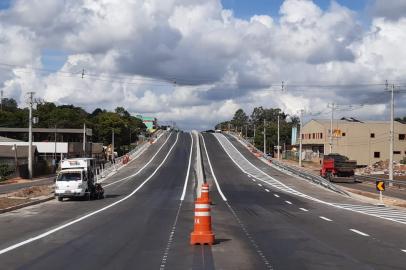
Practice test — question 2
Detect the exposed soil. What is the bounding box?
[0,185,53,210]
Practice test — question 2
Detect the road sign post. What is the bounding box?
[376,180,385,207]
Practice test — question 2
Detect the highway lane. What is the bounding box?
[203,133,406,270]
[0,131,175,251]
[0,132,189,268]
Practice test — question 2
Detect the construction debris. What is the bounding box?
[356,160,406,176]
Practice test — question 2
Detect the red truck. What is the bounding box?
[320,154,357,182]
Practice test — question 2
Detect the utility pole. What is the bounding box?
[28,92,34,179]
[277,114,280,160]
[112,128,115,162]
[0,90,3,111]
[263,119,266,155]
[245,124,247,138]
[253,124,256,146]
[299,109,304,167]
[83,123,86,157]
[327,103,336,154]
[389,83,395,186]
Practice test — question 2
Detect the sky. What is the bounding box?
[1,0,406,130]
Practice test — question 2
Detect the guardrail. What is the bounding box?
[227,132,349,196]
[355,175,406,189]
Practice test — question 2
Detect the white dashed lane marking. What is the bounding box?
[258,183,262,187]
[319,216,332,222]
[215,134,406,226]
[274,194,279,198]
[402,249,406,253]
[285,201,292,205]
[265,189,270,192]
[299,208,309,212]
[350,229,369,237]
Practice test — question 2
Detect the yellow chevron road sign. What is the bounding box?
[376,181,385,192]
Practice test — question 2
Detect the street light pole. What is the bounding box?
[389,83,395,186]
[277,114,280,160]
[263,119,266,155]
[112,128,115,161]
[299,109,304,167]
[28,92,34,179]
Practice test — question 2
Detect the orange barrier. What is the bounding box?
[190,201,215,245]
[121,154,130,165]
[198,183,212,204]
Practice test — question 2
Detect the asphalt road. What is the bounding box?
[0,131,405,269]
[0,132,196,269]
[0,176,55,194]
[202,133,406,270]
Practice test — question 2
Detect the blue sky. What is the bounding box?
[221,0,371,18]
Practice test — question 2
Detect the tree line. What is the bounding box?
[0,98,147,154]
[215,107,299,155]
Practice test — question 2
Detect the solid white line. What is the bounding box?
[201,134,227,201]
[216,134,406,226]
[285,200,292,205]
[0,133,180,256]
[104,132,173,188]
[180,133,193,201]
[319,216,332,222]
[349,229,369,237]
[265,189,270,192]
[257,183,262,187]
[274,194,280,198]
[299,208,309,212]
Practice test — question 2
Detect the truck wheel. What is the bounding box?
[57,196,63,202]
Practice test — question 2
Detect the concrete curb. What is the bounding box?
[0,195,54,214]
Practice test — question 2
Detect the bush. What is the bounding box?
[0,164,12,182]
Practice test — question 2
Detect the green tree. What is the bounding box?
[231,109,248,128]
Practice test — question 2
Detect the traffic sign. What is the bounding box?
[376,181,385,191]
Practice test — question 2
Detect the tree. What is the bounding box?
[1,98,18,112]
[231,109,248,128]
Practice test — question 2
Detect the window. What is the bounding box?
[302,134,304,139]
[342,132,346,137]
[320,133,323,139]
[394,151,401,154]
[374,152,380,158]
[370,133,375,138]
[399,134,405,140]
[312,133,315,139]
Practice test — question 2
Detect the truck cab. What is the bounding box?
[55,158,97,201]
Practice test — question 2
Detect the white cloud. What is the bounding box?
[0,0,405,130]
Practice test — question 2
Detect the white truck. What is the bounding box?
[55,158,104,201]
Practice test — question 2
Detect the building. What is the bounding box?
[136,115,157,133]
[299,118,406,166]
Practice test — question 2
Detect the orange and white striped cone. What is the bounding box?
[198,183,212,204]
[190,200,215,245]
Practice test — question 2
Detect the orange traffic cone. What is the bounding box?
[190,201,215,245]
[198,183,212,204]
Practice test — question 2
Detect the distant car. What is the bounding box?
[215,129,222,133]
